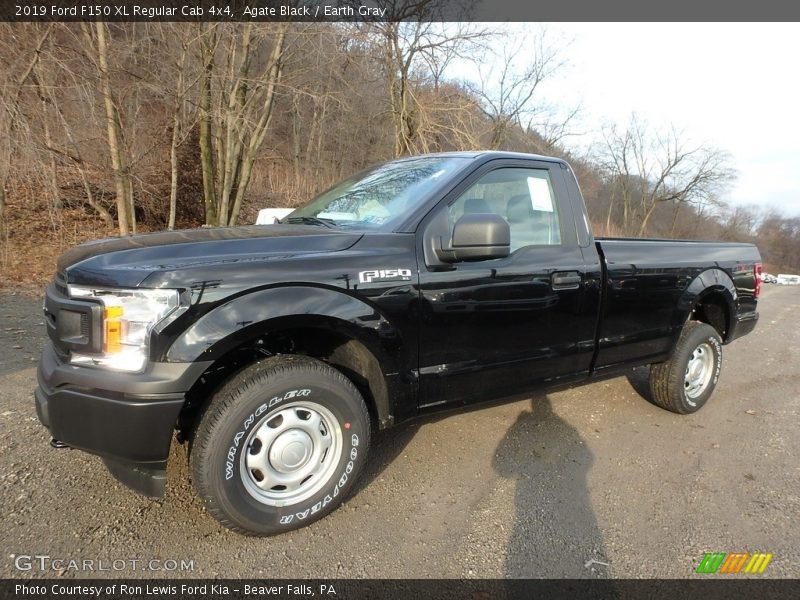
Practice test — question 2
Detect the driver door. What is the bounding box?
[416,160,597,409]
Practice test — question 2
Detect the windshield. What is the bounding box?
[285,156,470,229]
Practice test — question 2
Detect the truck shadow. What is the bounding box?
[348,391,559,500]
[350,392,615,581]
[493,394,613,579]
[625,366,657,405]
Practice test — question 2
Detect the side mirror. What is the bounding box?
[435,213,511,263]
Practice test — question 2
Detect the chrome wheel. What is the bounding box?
[684,342,714,400]
[240,402,343,507]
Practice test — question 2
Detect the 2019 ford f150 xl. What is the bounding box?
[35,151,761,535]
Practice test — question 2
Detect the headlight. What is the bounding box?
[67,285,180,372]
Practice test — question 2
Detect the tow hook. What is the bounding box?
[50,438,70,449]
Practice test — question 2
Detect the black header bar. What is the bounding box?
[2,0,800,22]
[3,578,800,600]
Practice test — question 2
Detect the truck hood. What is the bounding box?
[59,225,363,288]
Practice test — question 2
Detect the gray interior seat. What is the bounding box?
[463,198,492,214]
[506,194,555,249]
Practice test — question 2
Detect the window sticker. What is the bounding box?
[526,177,554,212]
[318,211,358,220]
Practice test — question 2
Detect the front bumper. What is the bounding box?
[35,342,212,497]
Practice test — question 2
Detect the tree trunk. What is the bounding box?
[40,87,61,233]
[167,42,188,231]
[168,119,179,230]
[638,201,658,237]
[95,22,132,236]
[32,59,62,232]
[217,24,253,226]
[622,189,631,235]
[198,25,217,226]
[127,174,136,234]
[291,95,302,189]
[227,25,287,226]
[302,99,321,187]
[605,186,616,233]
[490,119,507,150]
[0,186,6,241]
[669,201,681,237]
[314,100,328,178]
[384,24,414,158]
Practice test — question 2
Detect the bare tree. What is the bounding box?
[468,27,577,150]
[5,21,800,282]
[29,24,117,228]
[196,23,289,226]
[718,203,760,241]
[197,23,218,225]
[160,25,200,230]
[757,211,800,270]
[364,13,487,157]
[82,22,135,235]
[598,122,639,234]
[599,116,734,236]
[32,55,64,232]
[282,26,347,198]
[0,24,54,239]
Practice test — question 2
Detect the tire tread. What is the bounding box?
[189,354,370,536]
[649,321,721,415]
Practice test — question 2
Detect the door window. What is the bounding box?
[447,168,562,252]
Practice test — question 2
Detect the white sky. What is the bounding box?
[451,23,800,217]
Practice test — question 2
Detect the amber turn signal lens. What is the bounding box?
[103,305,124,353]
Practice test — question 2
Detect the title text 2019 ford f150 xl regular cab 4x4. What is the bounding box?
[35,152,760,535]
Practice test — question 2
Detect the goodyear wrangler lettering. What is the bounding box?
[279,433,359,525]
[225,389,311,480]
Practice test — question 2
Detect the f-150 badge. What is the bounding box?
[358,268,413,284]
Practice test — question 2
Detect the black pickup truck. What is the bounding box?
[36,151,761,535]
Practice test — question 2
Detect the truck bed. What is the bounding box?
[593,237,760,372]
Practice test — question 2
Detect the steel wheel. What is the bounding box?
[240,401,343,507]
[191,355,370,535]
[684,342,714,400]
[650,322,722,414]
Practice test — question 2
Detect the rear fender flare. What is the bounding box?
[675,268,737,341]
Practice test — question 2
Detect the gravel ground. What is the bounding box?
[0,285,798,579]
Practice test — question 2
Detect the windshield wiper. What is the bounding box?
[282,216,336,229]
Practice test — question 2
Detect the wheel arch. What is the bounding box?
[676,268,737,342]
[170,286,410,436]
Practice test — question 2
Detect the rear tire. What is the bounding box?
[190,355,370,535]
[649,321,723,414]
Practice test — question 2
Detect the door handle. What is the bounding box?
[551,271,581,290]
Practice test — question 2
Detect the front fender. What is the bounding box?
[166,285,402,369]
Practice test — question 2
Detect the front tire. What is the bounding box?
[190,355,370,535]
[649,321,723,414]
